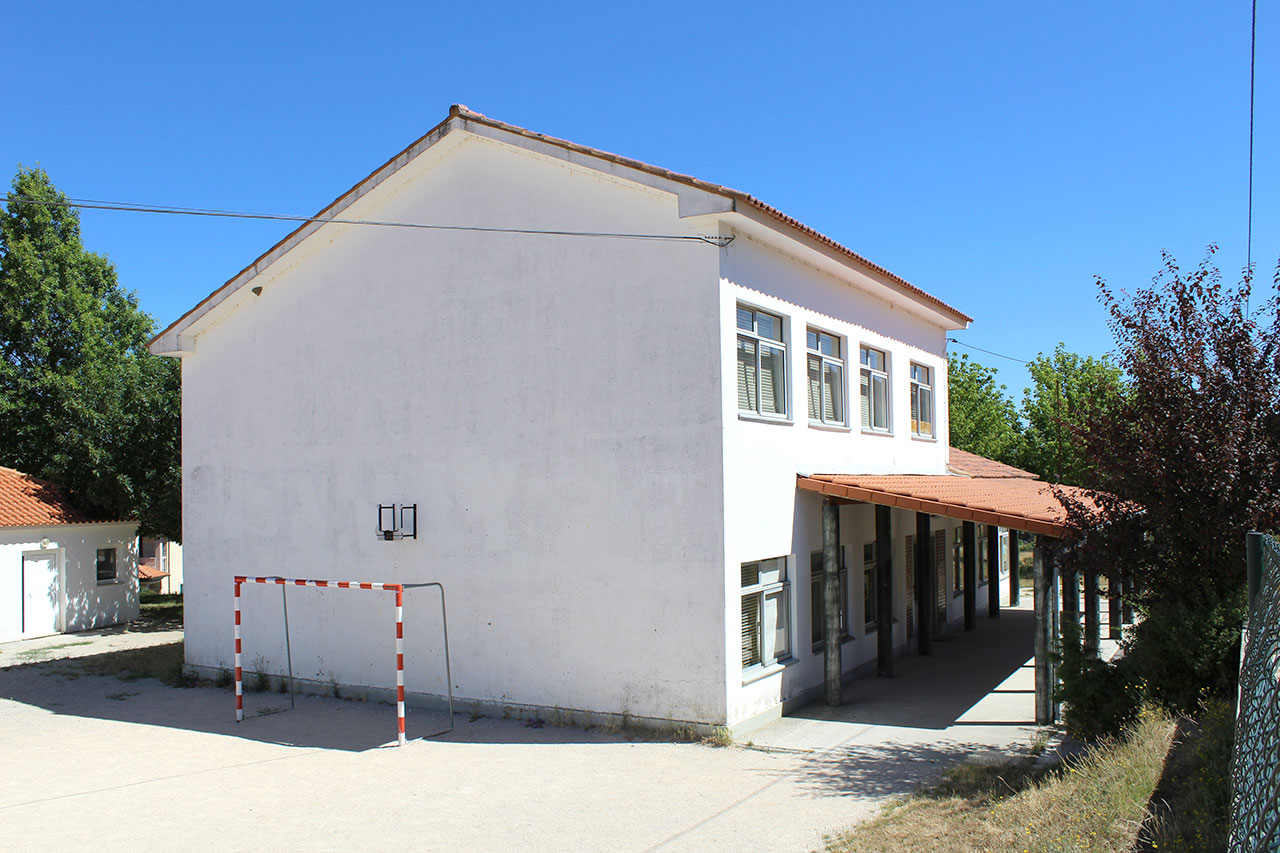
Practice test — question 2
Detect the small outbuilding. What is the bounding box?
[0,467,139,642]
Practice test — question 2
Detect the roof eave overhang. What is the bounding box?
[150,105,972,357]
[796,474,1068,538]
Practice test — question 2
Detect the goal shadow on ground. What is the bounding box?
[0,647,676,752]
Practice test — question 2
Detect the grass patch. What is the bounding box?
[821,707,1175,853]
[1136,698,1234,852]
[10,640,92,662]
[134,592,183,631]
[49,641,189,686]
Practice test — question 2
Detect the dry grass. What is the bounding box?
[821,708,1175,853]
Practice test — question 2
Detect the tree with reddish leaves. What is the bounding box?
[1063,247,1280,714]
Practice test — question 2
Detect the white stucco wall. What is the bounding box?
[716,231,966,726]
[178,133,728,724]
[0,523,139,642]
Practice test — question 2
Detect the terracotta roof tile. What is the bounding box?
[947,447,1039,479]
[0,467,117,527]
[799,466,1101,538]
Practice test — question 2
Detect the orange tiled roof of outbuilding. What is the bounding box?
[0,466,110,527]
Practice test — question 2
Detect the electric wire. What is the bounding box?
[947,337,1032,365]
[1248,0,1257,277]
[0,195,736,248]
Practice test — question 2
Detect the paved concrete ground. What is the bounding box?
[0,602,1080,853]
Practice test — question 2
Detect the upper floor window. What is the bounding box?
[860,346,890,432]
[806,329,845,426]
[910,363,934,438]
[737,305,787,418]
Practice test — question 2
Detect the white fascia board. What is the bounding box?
[711,207,970,332]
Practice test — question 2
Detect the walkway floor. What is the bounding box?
[0,601,1110,853]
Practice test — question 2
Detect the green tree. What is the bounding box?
[1060,247,1280,715]
[0,167,180,540]
[1020,344,1124,485]
[947,352,1024,466]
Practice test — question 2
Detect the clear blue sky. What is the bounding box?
[3,1,1274,396]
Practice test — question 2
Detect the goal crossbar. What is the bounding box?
[234,575,452,747]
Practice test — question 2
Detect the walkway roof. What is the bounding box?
[798,450,1097,538]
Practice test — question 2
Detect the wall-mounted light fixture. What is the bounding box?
[377,503,417,541]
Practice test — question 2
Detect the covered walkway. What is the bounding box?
[796,448,1116,727]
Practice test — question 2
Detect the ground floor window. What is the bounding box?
[863,543,877,629]
[979,534,989,584]
[810,550,848,649]
[96,548,116,584]
[742,557,790,670]
[952,533,964,596]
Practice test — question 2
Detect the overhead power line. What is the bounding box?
[1,195,736,248]
[947,337,1032,365]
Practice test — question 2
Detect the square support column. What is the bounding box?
[875,504,894,678]
[1084,570,1100,657]
[915,512,933,655]
[1008,528,1021,606]
[821,499,842,707]
[1108,569,1122,640]
[963,520,977,630]
[987,524,1000,618]
[1034,536,1058,725]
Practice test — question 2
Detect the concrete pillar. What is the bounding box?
[1034,536,1058,725]
[963,521,977,630]
[1084,570,1100,657]
[1108,568,1122,640]
[1122,574,1134,624]
[915,512,933,656]
[875,505,894,678]
[821,500,842,707]
[987,524,1000,618]
[1008,529,1021,607]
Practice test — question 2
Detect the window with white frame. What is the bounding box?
[96,548,117,584]
[910,362,934,438]
[806,329,845,426]
[860,346,890,431]
[737,305,788,418]
[810,550,849,648]
[863,542,878,628]
[741,557,791,670]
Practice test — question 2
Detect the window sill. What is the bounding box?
[808,421,852,433]
[910,434,938,443]
[861,428,894,437]
[738,412,793,426]
[97,579,122,586]
[741,657,795,686]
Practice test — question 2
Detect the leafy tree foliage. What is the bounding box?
[0,167,180,540]
[1062,247,1280,714]
[947,352,1025,467]
[1020,344,1123,486]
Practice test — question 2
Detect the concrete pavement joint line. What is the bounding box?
[0,749,327,811]
[641,770,792,852]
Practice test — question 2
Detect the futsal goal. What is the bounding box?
[233,575,453,746]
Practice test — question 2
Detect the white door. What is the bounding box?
[22,551,60,637]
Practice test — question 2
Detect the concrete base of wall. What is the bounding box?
[185,664,732,739]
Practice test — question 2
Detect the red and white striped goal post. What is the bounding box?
[234,576,407,746]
